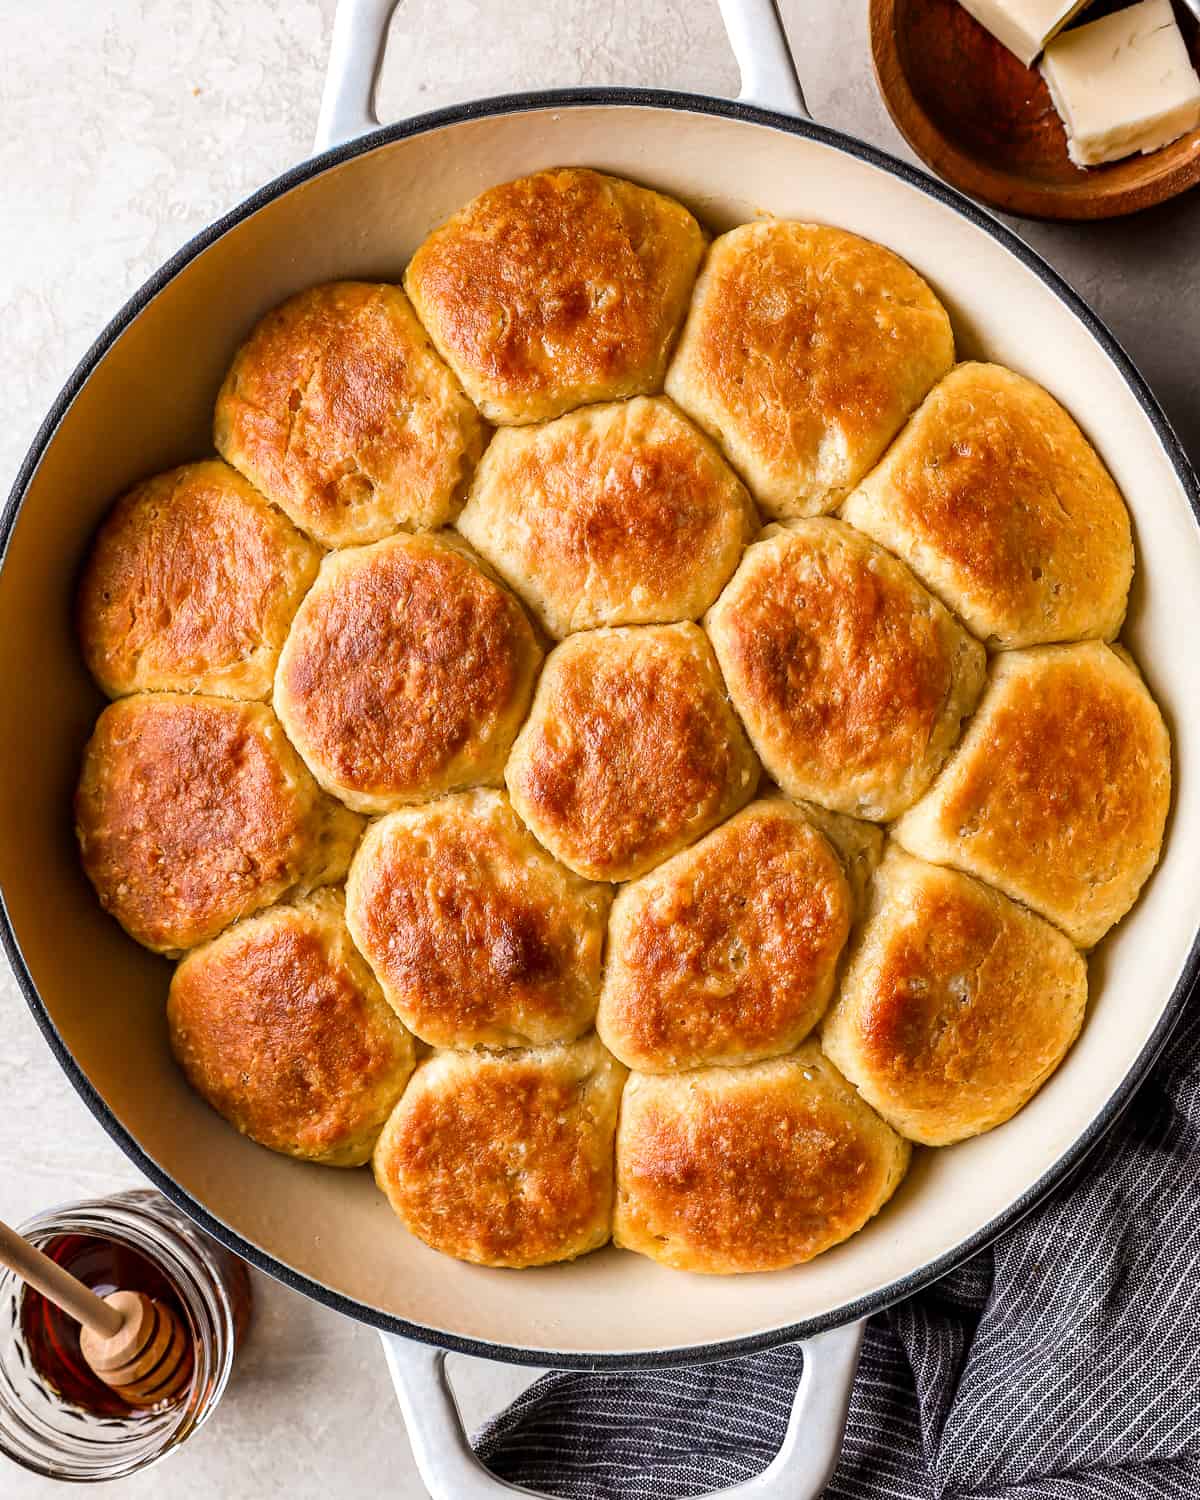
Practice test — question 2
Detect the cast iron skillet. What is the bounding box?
[4,2,1198,1493]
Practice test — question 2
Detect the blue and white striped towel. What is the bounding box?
[476,995,1200,1498]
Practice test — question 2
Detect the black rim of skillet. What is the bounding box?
[4,87,1200,1372]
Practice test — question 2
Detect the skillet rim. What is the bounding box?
[3,86,1198,1371]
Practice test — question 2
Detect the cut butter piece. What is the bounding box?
[958,0,1094,67]
[1041,0,1200,167]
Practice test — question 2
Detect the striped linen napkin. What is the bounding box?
[475,996,1200,1498]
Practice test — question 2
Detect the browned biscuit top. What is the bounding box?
[706,520,985,819]
[275,532,542,812]
[894,642,1171,947]
[457,396,755,636]
[822,849,1087,1145]
[372,1038,626,1268]
[505,623,759,882]
[842,363,1133,648]
[214,281,485,546]
[168,890,415,1166]
[77,459,321,700]
[405,169,705,423]
[75,694,358,954]
[598,799,853,1071]
[614,1045,909,1274]
[345,790,610,1048]
[665,221,954,515]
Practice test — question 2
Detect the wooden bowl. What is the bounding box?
[871,0,1200,219]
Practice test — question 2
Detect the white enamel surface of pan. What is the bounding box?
[2,2,1198,1492]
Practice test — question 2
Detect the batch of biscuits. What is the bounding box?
[73,167,1170,1276]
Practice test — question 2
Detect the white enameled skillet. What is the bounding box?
[4,3,1198,1494]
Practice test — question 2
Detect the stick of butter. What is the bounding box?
[958,0,1094,66]
[1041,0,1200,167]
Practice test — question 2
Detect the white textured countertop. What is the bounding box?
[2,2,1198,1494]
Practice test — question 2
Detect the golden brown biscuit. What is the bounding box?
[346,790,611,1048]
[405,169,705,424]
[598,798,880,1072]
[665,221,954,517]
[168,889,415,1167]
[77,460,321,701]
[893,642,1171,947]
[275,532,542,814]
[705,520,986,821]
[372,1038,627,1268]
[841,364,1133,649]
[821,849,1087,1145]
[75,694,362,955]
[614,1044,910,1274]
[506,623,759,882]
[214,282,485,547]
[456,397,757,638]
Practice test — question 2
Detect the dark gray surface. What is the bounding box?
[1022,199,1200,465]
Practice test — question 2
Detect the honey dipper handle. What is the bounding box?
[0,1217,125,1340]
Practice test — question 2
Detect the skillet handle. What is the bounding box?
[313,0,808,153]
[379,1319,864,1500]
[313,0,400,153]
[717,0,810,118]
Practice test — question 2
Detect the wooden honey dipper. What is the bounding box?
[0,1216,191,1408]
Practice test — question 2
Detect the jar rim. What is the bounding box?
[0,1189,239,1482]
